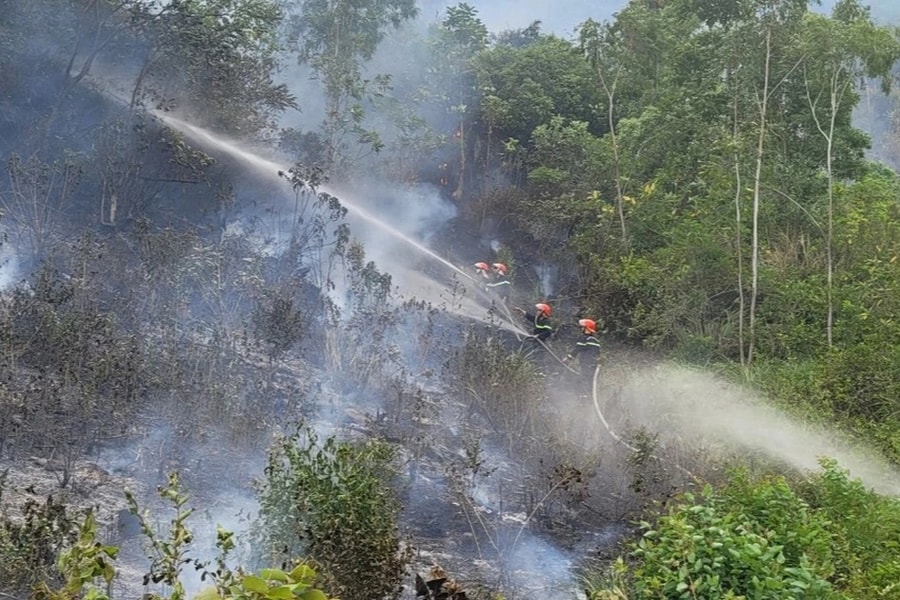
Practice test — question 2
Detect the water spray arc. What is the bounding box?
[152,111,531,337]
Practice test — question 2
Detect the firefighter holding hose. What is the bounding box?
[514,302,554,341]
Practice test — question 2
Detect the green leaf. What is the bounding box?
[192,587,222,600]
[260,569,289,583]
[300,590,328,600]
[265,586,296,599]
[242,575,270,594]
[289,564,316,584]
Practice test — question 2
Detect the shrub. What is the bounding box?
[255,424,411,600]
[0,475,80,596]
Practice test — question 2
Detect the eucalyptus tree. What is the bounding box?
[429,2,488,200]
[284,0,418,173]
[800,0,900,348]
[579,18,628,248]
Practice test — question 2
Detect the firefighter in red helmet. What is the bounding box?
[566,318,603,372]
[514,302,553,341]
[485,262,511,302]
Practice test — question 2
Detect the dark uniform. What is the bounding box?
[571,332,602,372]
[567,319,603,397]
[523,310,553,341]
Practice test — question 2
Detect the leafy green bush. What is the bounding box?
[588,469,840,599]
[255,424,411,600]
[800,459,900,598]
[587,461,900,598]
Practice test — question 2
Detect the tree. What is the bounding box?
[474,34,599,150]
[286,0,418,171]
[256,425,411,600]
[579,18,628,248]
[128,0,294,137]
[801,0,900,348]
[430,3,488,200]
[738,0,808,365]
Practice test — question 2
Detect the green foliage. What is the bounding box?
[129,0,294,136]
[630,474,837,599]
[34,510,118,600]
[127,472,199,600]
[286,0,418,169]
[801,459,900,598]
[256,424,411,600]
[194,563,330,600]
[473,35,601,143]
[590,462,900,598]
[0,471,333,600]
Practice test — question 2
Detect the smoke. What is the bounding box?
[0,242,19,290]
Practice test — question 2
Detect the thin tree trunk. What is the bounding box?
[733,75,746,366]
[806,67,852,349]
[595,65,628,249]
[826,98,835,348]
[749,29,772,366]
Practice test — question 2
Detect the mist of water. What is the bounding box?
[586,364,900,496]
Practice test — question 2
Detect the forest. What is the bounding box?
[1,0,900,598]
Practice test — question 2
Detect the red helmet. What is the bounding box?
[578,318,597,334]
[491,262,508,275]
[535,303,551,317]
[474,262,490,277]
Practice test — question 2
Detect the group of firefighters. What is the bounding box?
[473,261,603,375]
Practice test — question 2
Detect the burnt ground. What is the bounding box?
[0,281,711,600]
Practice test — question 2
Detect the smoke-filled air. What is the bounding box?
[2,1,900,599]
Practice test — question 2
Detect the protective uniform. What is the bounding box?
[521,303,553,341]
[485,262,511,302]
[564,318,602,398]
[570,318,602,372]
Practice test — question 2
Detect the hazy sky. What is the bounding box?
[419,0,625,37]
[419,0,898,38]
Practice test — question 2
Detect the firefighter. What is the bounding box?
[514,302,553,341]
[485,262,511,302]
[473,262,491,279]
[565,318,603,398]
[566,318,602,372]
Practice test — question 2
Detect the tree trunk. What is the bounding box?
[749,29,772,366]
[733,76,746,366]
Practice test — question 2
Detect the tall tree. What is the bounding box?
[743,0,807,365]
[579,18,628,249]
[128,0,293,137]
[801,0,900,347]
[430,3,488,200]
[286,0,418,172]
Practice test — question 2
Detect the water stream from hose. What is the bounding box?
[152,111,532,338]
